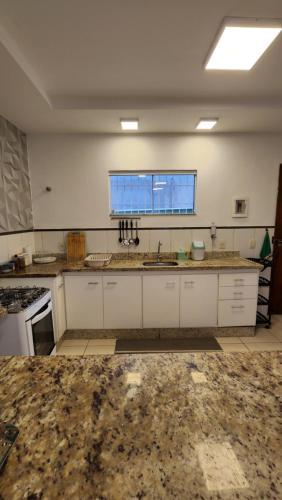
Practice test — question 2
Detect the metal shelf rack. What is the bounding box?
[248,257,272,328]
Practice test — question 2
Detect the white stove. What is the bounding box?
[0,287,56,355]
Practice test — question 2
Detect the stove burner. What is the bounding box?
[0,287,49,313]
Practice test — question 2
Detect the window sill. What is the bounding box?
[110,212,197,219]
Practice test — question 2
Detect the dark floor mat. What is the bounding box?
[115,337,222,353]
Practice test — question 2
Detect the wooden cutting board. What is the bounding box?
[66,232,86,262]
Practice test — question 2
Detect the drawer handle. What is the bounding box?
[231,305,245,309]
[107,282,117,285]
[233,292,243,295]
[234,278,244,282]
[184,281,195,284]
[166,282,176,286]
[88,282,99,285]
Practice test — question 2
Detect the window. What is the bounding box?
[109,171,196,215]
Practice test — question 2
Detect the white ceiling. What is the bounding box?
[0,0,282,133]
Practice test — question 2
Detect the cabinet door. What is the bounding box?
[103,276,142,329]
[64,276,103,329]
[143,275,179,328]
[180,274,218,327]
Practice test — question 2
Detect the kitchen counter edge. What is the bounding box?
[0,257,262,278]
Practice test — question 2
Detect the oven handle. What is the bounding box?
[31,301,52,325]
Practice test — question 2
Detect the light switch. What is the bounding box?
[249,239,256,249]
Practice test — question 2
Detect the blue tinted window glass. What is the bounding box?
[110,172,196,215]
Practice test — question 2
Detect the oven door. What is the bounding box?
[26,301,55,355]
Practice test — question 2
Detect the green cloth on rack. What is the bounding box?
[260,230,271,259]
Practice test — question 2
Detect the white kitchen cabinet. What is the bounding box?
[218,272,259,327]
[103,276,142,329]
[64,275,103,329]
[180,274,218,327]
[143,275,180,328]
[218,299,257,326]
[1,268,260,332]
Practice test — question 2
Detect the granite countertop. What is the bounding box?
[0,306,7,318]
[0,255,262,278]
[0,352,281,499]
[0,261,64,278]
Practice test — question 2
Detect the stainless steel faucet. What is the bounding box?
[157,240,162,262]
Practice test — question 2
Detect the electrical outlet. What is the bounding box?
[219,240,226,249]
[249,239,256,249]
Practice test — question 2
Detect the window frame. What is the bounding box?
[108,170,197,217]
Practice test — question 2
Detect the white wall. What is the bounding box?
[28,133,281,229]
[27,133,281,257]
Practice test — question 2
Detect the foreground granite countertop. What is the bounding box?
[0,255,262,278]
[0,306,7,318]
[0,352,281,499]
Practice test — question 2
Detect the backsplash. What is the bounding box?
[0,115,33,233]
[0,227,273,263]
[0,231,35,263]
[34,227,274,259]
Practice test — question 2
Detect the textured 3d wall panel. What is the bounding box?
[0,115,33,232]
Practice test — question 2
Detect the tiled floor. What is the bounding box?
[56,338,116,355]
[56,315,282,355]
[216,314,282,352]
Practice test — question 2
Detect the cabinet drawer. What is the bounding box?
[218,299,257,327]
[218,285,258,300]
[219,273,258,287]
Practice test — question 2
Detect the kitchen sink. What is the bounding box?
[143,261,178,267]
